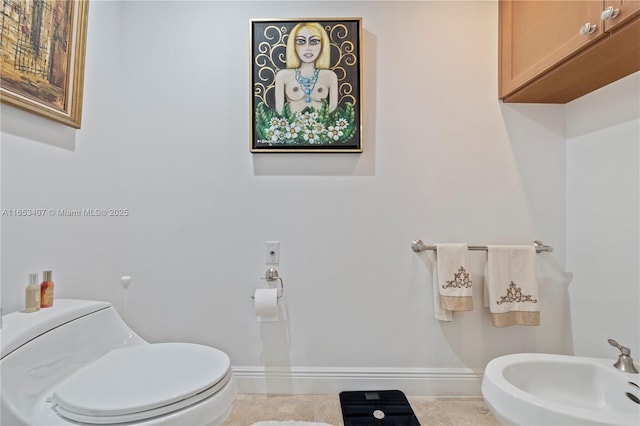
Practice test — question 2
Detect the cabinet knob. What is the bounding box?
[601,6,620,21]
[580,22,597,35]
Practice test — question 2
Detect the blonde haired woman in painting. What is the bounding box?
[275,22,339,114]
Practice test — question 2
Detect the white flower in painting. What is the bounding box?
[285,122,301,139]
[312,122,325,133]
[299,111,319,123]
[327,126,343,141]
[295,111,319,128]
[292,115,304,128]
[334,118,349,130]
[269,117,281,127]
[277,118,289,128]
[265,126,281,142]
[303,129,319,144]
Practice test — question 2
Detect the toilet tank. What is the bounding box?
[1,299,146,425]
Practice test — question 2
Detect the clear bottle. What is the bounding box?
[40,270,54,308]
[25,273,41,313]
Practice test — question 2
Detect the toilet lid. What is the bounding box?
[52,343,231,423]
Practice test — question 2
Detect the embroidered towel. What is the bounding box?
[484,245,539,327]
[435,243,473,311]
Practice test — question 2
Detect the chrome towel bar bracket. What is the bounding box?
[411,240,553,254]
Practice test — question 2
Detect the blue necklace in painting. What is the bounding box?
[295,68,320,103]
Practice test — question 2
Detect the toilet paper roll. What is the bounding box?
[254,288,279,322]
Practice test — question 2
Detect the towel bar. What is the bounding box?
[411,240,553,254]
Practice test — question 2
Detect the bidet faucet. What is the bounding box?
[608,339,639,374]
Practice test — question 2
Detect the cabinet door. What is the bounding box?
[603,0,640,32]
[500,0,605,97]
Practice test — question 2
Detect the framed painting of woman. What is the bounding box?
[0,0,89,128]
[250,18,362,153]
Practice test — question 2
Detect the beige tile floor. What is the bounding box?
[223,394,499,426]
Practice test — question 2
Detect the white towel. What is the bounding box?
[431,255,452,322]
[484,245,539,327]
[436,243,473,312]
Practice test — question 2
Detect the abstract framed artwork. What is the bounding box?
[250,18,362,153]
[0,0,89,128]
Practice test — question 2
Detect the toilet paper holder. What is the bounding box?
[251,268,284,299]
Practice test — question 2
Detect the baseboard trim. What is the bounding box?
[231,366,483,396]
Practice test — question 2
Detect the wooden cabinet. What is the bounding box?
[500,0,640,103]
[603,0,640,32]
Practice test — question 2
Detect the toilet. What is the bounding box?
[0,299,237,425]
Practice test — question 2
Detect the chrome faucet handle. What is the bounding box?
[608,339,639,374]
[608,339,630,355]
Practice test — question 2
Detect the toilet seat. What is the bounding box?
[51,343,232,424]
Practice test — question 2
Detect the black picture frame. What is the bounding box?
[250,18,363,153]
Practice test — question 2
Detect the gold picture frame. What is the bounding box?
[1,0,89,128]
[250,18,363,153]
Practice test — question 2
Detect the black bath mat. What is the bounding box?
[339,390,421,425]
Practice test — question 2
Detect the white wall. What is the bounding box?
[2,1,570,395]
[566,73,640,359]
[1,0,124,304]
